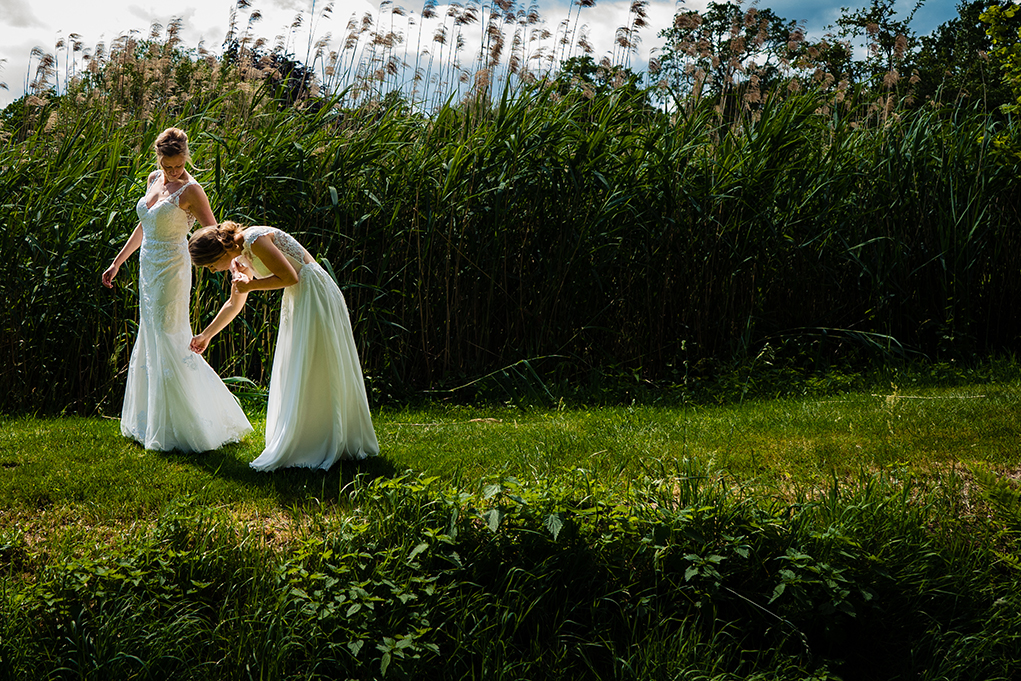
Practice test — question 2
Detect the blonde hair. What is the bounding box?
[155,127,190,163]
[189,221,246,267]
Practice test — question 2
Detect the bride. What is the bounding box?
[101,127,252,452]
[188,221,379,470]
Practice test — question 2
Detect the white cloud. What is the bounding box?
[573,0,695,64]
[0,0,44,29]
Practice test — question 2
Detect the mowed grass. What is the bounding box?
[2,374,1018,532]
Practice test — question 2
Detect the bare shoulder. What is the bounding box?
[180,178,208,198]
[178,180,211,208]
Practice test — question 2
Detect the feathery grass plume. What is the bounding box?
[225,0,253,44]
[565,0,596,62]
[29,48,56,96]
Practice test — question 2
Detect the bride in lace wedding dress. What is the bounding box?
[102,128,252,452]
[188,221,379,471]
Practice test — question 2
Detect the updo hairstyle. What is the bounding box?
[154,127,190,163]
[189,221,246,267]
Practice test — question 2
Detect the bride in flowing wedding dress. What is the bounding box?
[188,221,379,471]
[102,128,252,452]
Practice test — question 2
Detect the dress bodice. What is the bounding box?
[238,227,311,279]
[135,172,196,242]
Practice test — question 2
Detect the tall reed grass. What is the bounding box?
[2,4,1019,413]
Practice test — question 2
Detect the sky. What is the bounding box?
[0,0,961,109]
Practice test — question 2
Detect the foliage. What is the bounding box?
[913,0,1015,109]
[1,463,1020,679]
[2,3,1021,414]
[981,0,1021,112]
[3,81,1021,413]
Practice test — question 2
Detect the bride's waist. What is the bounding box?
[140,239,187,261]
[142,236,187,246]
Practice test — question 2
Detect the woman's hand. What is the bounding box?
[103,224,143,288]
[190,333,211,354]
[101,262,120,288]
[230,261,254,293]
[230,259,250,282]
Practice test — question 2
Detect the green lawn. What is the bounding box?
[2,377,1018,527]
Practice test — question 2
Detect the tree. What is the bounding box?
[655,1,800,110]
[556,55,645,98]
[222,38,319,108]
[980,0,1021,112]
[913,1,1013,109]
[549,56,657,124]
[834,0,921,88]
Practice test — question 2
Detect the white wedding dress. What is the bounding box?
[237,227,379,471]
[120,173,253,452]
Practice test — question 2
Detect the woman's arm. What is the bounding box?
[190,272,249,354]
[102,170,162,287]
[235,234,299,294]
[101,223,143,288]
[179,182,217,227]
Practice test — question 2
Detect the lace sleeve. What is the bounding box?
[240,227,310,276]
[243,226,275,251]
[268,230,309,264]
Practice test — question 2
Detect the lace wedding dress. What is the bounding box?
[120,174,253,451]
[237,226,379,471]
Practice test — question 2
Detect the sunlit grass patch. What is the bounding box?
[3,374,1019,534]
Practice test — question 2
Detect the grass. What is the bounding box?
[2,374,1021,678]
[2,367,1019,528]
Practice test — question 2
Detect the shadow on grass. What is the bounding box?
[163,441,403,508]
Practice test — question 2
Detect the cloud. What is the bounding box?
[0,0,44,29]
[0,37,40,94]
[126,3,164,25]
[575,0,691,63]
[260,0,318,15]
[762,0,842,33]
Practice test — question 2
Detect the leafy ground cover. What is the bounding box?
[2,367,1021,679]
